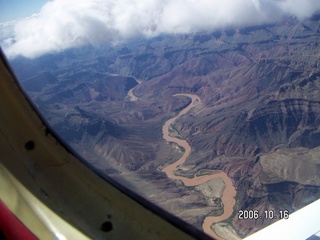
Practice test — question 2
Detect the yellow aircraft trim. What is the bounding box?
[0,163,89,240]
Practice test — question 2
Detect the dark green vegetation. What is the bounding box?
[10,14,320,238]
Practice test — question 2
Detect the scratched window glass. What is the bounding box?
[1,1,320,239]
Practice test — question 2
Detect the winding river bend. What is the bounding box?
[127,80,142,101]
[127,83,237,238]
[162,94,237,240]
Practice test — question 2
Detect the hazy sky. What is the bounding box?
[1,0,320,58]
[0,0,49,22]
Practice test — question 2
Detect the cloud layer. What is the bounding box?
[2,0,320,58]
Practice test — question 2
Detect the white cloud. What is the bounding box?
[1,0,319,58]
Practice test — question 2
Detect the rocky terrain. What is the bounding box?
[8,14,320,238]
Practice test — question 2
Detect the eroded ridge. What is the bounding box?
[162,94,237,239]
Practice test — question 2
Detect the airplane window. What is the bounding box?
[1,1,320,239]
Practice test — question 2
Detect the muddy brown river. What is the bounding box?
[126,84,237,239]
[162,94,237,239]
[127,80,142,101]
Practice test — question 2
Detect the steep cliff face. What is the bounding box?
[212,97,320,157]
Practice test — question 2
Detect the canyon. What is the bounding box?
[7,14,320,238]
[161,94,236,239]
